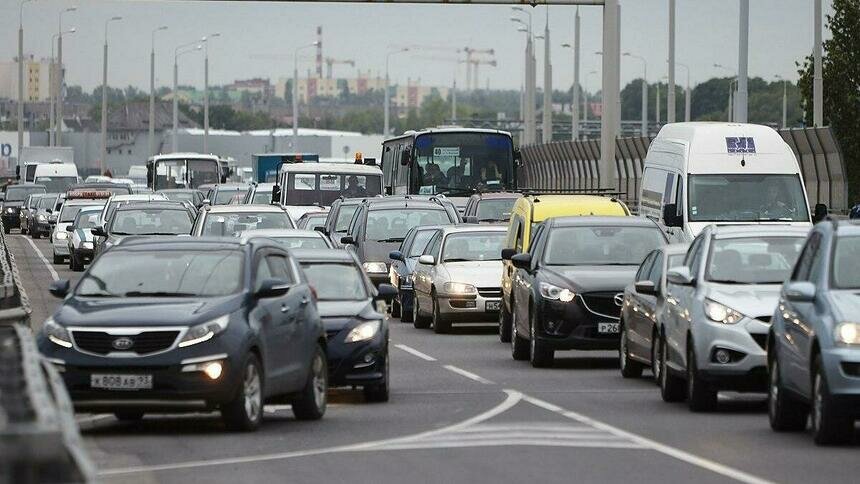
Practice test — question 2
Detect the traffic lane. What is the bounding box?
[389,320,860,484]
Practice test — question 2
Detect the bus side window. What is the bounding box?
[395,144,410,190]
[382,145,393,187]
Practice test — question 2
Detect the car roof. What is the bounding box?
[834,220,860,236]
[291,248,356,263]
[280,162,382,175]
[206,204,286,213]
[110,194,167,201]
[661,243,690,256]
[548,215,656,228]
[364,199,446,210]
[441,224,508,235]
[299,211,330,217]
[521,195,629,221]
[710,224,811,239]
[115,236,248,252]
[114,202,191,212]
[63,199,107,207]
[214,184,249,190]
[472,192,523,200]
[158,188,200,193]
[240,229,322,240]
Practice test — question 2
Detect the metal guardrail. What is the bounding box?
[520,126,850,214]
[0,222,95,483]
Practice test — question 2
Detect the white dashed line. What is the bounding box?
[443,365,495,385]
[394,343,436,361]
[22,236,59,281]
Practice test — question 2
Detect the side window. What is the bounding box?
[528,224,545,256]
[685,235,704,271]
[792,233,820,282]
[649,252,665,286]
[254,255,273,290]
[267,254,295,283]
[425,233,442,259]
[636,251,657,281]
[506,215,521,249]
[640,167,667,212]
[381,144,393,186]
[513,216,525,253]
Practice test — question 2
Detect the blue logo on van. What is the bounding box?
[725,137,756,154]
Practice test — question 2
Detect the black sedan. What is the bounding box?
[293,249,396,402]
[38,237,328,431]
[507,216,668,368]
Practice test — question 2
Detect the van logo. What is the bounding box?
[111,337,134,351]
[614,293,625,307]
[725,137,756,154]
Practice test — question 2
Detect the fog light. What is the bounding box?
[203,361,223,380]
[714,349,731,364]
[363,353,374,363]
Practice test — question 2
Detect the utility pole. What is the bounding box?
[624,53,647,136]
[18,0,33,171]
[173,40,201,153]
[571,8,581,140]
[667,0,676,123]
[542,7,552,143]
[295,41,320,147]
[150,26,167,157]
[202,33,221,154]
[813,0,823,126]
[655,82,660,125]
[101,16,122,172]
[736,0,749,123]
[599,0,620,189]
[384,47,408,137]
[776,75,788,129]
[57,7,76,147]
[677,62,691,122]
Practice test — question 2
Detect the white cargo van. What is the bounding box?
[32,160,80,193]
[639,122,819,239]
[274,160,383,221]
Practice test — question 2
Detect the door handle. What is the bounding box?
[281,304,290,313]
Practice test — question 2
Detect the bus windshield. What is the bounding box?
[413,132,514,196]
[152,159,220,190]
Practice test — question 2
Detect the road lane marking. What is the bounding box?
[394,343,436,361]
[443,364,495,385]
[21,235,59,281]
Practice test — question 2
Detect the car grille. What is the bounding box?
[750,333,768,351]
[477,287,501,298]
[755,316,772,324]
[579,292,623,319]
[72,330,180,355]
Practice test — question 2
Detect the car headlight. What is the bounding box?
[81,241,94,249]
[6,207,15,213]
[37,214,47,222]
[345,320,382,343]
[178,315,230,348]
[444,282,477,294]
[539,282,576,302]
[363,262,388,274]
[704,299,743,324]
[55,231,68,240]
[835,322,860,345]
[43,317,72,348]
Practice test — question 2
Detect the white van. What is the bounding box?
[639,122,818,239]
[275,160,383,221]
[32,161,80,193]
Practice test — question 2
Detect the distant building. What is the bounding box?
[0,55,53,102]
[275,73,447,110]
[226,78,274,98]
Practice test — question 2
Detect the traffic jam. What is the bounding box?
[5,122,859,451]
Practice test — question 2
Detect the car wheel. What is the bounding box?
[768,355,808,431]
[400,293,414,323]
[650,328,661,385]
[292,344,328,421]
[32,229,40,240]
[52,253,63,265]
[811,355,852,445]
[20,226,27,235]
[499,300,512,343]
[363,352,389,403]
[221,353,264,432]
[412,293,430,329]
[3,226,9,234]
[432,294,450,334]
[511,305,529,361]
[391,297,401,319]
[619,320,644,378]
[114,411,144,421]
[659,334,685,402]
[687,343,717,412]
[529,307,554,368]
[71,252,84,272]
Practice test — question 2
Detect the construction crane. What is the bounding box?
[325,58,356,79]
[469,58,498,91]
[462,47,495,91]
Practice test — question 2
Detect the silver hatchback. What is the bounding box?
[659,224,810,410]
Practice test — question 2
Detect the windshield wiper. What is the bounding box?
[756,217,794,222]
[431,186,474,196]
[478,218,507,223]
[709,279,752,285]
[77,291,120,297]
[376,237,405,243]
[443,258,474,263]
[136,232,182,236]
[123,291,197,297]
[110,231,132,235]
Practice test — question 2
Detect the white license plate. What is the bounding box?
[91,374,153,390]
[485,301,501,311]
[598,322,620,334]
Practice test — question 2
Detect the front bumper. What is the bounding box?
[533,295,622,351]
[821,346,860,414]
[325,325,387,387]
[72,246,95,262]
[692,316,769,392]
[34,221,52,235]
[52,238,70,256]
[437,291,501,322]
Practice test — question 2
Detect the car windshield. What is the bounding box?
[77,249,244,297]
[74,211,102,229]
[688,174,810,222]
[286,173,383,206]
[335,205,358,232]
[476,198,517,221]
[299,215,327,230]
[252,191,272,204]
[160,191,197,202]
[6,186,45,202]
[37,196,56,210]
[706,236,805,284]
[544,226,666,266]
[407,229,438,257]
[214,188,246,205]
[110,209,193,235]
[413,132,515,195]
[25,196,41,209]
[442,232,506,262]
[365,208,450,241]
[34,176,77,193]
[202,211,291,236]
[300,262,367,301]
[833,236,860,289]
[271,236,330,249]
[60,205,100,223]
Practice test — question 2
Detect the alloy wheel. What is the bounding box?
[312,352,327,411]
[243,363,262,423]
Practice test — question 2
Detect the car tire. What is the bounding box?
[768,355,808,432]
[432,295,450,334]
[619,320,644,378]
[650,328,661,385]
[412,293,430,329]
[291,345,328,421]
[391,297,401,318]
[70,252,84,272]
[114,411,144,421]
[400,294,414,323]
[3,226,9,234]
[32,230,40,240]
[510,306,529,361]
[52,253,63,265]
[659,334,685,402]
[499,301,512,343]
[811,355,852,445]
[363,352,389,403]
[221,353,264,432]
[20,226,27,235]
[687,344,717,412]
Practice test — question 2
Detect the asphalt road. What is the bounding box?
[8,232,860,484]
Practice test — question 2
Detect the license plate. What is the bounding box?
[598,322,620,334]
[91,374,153,390]
[485,301,501,311]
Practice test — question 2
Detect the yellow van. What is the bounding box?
[498,194,630,342]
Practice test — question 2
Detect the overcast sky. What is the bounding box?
[0,0,833,94]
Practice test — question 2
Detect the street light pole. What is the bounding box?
[150,26,167,158]
[541,7,552,143]
[585,70,597,136]
[564,7,581,141]
[667,0,676,123]
[775,75,787,129]
[49,33,58,147]
[714,63,737,122]
[813,0,823,126]
[101,16,122,173]
[512,7,534,144]
[173,41,202,153]
[56,6,76,147]
[17,0,33,171]
[294,42,320,148]
[202,33,221,154]
[624,52,647,136]
[736,0,749,123]
[383,47,408,137]
[677,62,691,122]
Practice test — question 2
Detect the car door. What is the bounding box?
[414,232,441,310]
[781,232,822,395]
[666,234,705,370]
[268,252,311,390]
[502,215,525,313]
[627,251,658,359]
[513,223,545,336]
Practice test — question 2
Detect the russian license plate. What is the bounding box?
[485,301,501,311]
[91,374,153,390]
[598,322,620,334]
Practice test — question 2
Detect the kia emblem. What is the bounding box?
[112,337,134,351]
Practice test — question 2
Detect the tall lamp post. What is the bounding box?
[202,33,221,154]
[56,6,76,147]
[173,40,203,152]
[17,0,34,172]
[50,28,76,147]
[383,47,409,137]
[676,61,691,122]
[512,7,534,145]
[294,41,320,149]
[623,52,647,136]
[714,63,736,122]
[101,16,122,173]
[149,26,168,157]
[775,75,788,129]
[584,70,597,137]
[561,8,580,141]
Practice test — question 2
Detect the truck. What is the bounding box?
[252,153,319,183]
[19,147,75,182]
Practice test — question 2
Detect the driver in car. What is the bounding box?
[760,182,795,220]
[343,175,369,198]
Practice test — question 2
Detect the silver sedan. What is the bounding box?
[412,225,507,334]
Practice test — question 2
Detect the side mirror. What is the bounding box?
[666,266,695,286]
[340,235,356,245]
[501,248,516,261]
[46,209,52,214]
[375,283,397,302]
[813,203,828,223]
[91,226,106,237]
[464,215,479,224]
[510,253,532,270]
[271,185,281,204]
[389,250,404,262]
[49,279,70,298]
[65,225,74,232]
[314,226,327,234]
[399,150,412,166]
[384,186,393,195]
[784,281,816,303]
[662,203,682,228]
[202,198,211,206]
[634,280,657,296]
[418,255,435,265]
[255,278,291,298]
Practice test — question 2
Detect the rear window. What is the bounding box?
[365,208,451,242]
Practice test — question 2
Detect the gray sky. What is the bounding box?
[1,0,833,94]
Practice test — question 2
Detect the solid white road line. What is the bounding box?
[443,365,495,385]
[21,235,59,281]
[394,343,437,361]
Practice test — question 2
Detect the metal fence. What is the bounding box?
[520,126,850,214]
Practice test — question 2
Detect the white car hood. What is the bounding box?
[441,261,503,288]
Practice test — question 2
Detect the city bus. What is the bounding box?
[146,153,222,191]
[380,128,519,202]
